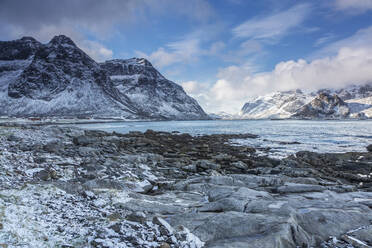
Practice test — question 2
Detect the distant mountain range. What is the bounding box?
[1,35,370,121]
[0,35,208,120]
[239,84,372,119]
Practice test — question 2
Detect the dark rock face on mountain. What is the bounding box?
[319,83,372,101]
[0,36,42,61]
[293,92,350,118]
[0,35,207,119]
[101,59,209,120]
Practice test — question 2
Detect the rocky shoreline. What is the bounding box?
[0,124,371,247]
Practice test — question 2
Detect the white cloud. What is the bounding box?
[232,3,311,41]
[312,25,372,58]
[0,0,214,63]
[136,39,201,68]
[187,26,372,114]
[238,40,262,55]
[181,81,201,95]
[314,33,336,47]
[5,22,113,62]
[334,0,372,13]
[80,40,113,62]
[0,0,214,39]
[208,41,226,55]
[180,80,215,112]
[136,31,226,68]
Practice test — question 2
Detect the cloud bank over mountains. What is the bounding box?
[0,0,213,62]
[181,13,372,113]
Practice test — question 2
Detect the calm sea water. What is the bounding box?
[74,119,372,158]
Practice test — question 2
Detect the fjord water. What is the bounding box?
[75,119,372,158]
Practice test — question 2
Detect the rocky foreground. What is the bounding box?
[0,125,372,248]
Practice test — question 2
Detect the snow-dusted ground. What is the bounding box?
[0,125,372,247]
[0,126,204,248]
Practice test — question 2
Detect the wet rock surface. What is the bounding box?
[0,124,371,247]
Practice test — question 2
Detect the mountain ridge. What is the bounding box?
[239,84,372,119]
[0,35,209,120]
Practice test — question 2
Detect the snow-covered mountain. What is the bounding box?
[239,84,372,119]
[0,35,208,120]
[208,111,240,120]
[240,90,312,119]
[101,59,208,120]
[292,93,350,119]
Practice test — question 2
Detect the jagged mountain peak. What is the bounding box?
[103,58,156,70]
[122,57,153,67]
[293,92,350,118]
[0,35,208,120]
[0,36,42,60]
[19,36,39,43]
[101,57,165,81]
[317,92,345,105]
[100,58,208,120]
[49,35,76,47]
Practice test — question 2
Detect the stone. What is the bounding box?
[72,135,97,146]
[231,161,248,170]
[34,157,47,164]
[117,199,183,215]
[347,225,372,246]
[276,183,325,194]
[182,164,197,172]
[7,134,21,142]
[126,211,146,224]
[43,141,63,153]
[153,216,175,236]
[109,223,122,234]
[33,169,51,181]
[83,179,125,190]
[159,243,170,248]
[195,160,220,171]
[341,234,370,248]
[367,144,372,152]
[84,130,109,137]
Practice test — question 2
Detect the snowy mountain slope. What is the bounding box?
[239,84,372,119]
[318,83,372,100]
[346,96,372,118]
[240,90,312,119]
[208,111,240,120]
[0,36,208,119]
[100,58,209,120]
[0,36,138,117]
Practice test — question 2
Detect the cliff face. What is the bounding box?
[101,59,209,120]
[0,35,208,119]
[293,93,350,118]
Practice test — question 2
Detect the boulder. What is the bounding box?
[367,144,372,152]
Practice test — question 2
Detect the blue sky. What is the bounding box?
[1,0,372,113]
